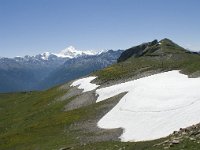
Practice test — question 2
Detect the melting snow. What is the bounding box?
[96,70,200,141]
[70,76,99,92]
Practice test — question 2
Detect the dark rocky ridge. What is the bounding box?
[117,38,191,63]
[117,39,158,62]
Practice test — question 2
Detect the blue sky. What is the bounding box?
[0,0,200,57]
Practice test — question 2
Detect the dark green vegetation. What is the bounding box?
[1,39,200,149]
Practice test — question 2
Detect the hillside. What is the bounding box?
[94,38,200,84]
[1,39,200,150]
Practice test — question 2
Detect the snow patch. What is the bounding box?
[96,71,200,141]
[71,76,99,92]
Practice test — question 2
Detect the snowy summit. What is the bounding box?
[16,46,99,61]
[55,46,97,59]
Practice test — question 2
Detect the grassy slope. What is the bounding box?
[1,39,200,149]
[1,88,199,150]
[0,86,164,150]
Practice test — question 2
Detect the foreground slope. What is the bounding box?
[1,39,200,150]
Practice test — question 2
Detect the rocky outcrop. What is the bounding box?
[154,123,200,149]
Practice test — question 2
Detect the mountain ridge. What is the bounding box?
[0,49,123,92]
[117,38,189,63]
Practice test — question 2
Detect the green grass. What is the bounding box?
[0,87,80,150]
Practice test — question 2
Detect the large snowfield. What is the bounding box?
[71,71,200,142]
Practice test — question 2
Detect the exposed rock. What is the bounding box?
[59,147,73,150]
[172,139,180,144]
[65,93,126,144]
[64,90,97,111]
[189,137,196,141]
[154,123,200,149]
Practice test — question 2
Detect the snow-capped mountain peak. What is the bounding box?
[56,46,97,58]
[41,52,51,60]
[18,46,99,61]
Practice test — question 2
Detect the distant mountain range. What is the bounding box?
[0,46,123,93]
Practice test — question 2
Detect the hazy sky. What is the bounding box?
[0,0,200,57]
